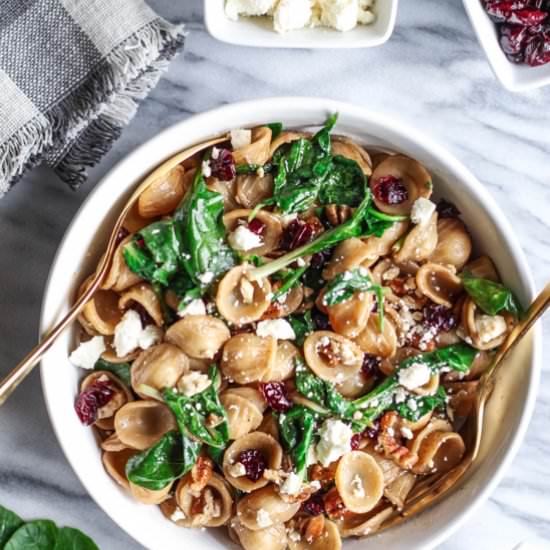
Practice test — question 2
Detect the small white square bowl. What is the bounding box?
[204,0,398,49]
[463,0,550,92]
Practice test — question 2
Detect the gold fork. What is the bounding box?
[0,133,229,407]
[379,280,550,532]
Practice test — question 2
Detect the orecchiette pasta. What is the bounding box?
[70,116,522,548]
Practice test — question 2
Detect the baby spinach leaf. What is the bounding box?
[462,272,523,317]
[277,406,316,480]
[392,387,447,422]
[271,266,308,302]
[93,358,131,386]
[206,445,225,470]
[5,520,58,550]
[126,430,201,490]
[173,169,236,286]
[317,155,366,207]
[0,505,23,547]
[54,527,99,550]
[266,122,283,139]
[123,221,181,286]
[288,310,315,347]
[314,112,338,154]
[163,367,229,449]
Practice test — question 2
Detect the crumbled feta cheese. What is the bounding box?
[69,336,106,369]
[288,529,301,542]
[197,272,214,285]
[394,386,407,404]
[211,147,220,160]
[280,213,297,226]
[201,160,212,178]
[398,362,431,391]
[351,474,365,498]
[228,225,263,251]
[228,462,247,478]
[280,472,302,496]
[170,507,186,522]
[256,319,296,340]
[179,298,206,317]
[315,419,353,467]
[230,128,252,150]
[274,0,312,33]
[400,427,414,440]
[358,0,376,23]
[475,314,507,344]
[113,310,162,358]
[225,0,277,20]
[256,508,272,528]
[177,371,211,397]
[319,0,358,32]
[407,398,418,411]
[410,198,436,226]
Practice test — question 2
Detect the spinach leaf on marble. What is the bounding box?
[54,527,99,550]
[4,520,58,550]
[0,505,23,547]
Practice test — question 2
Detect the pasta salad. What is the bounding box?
[70,115,522,549]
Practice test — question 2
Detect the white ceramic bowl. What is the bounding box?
[40,98,541,550]
[204,0,398,49]
[463,0,550,91]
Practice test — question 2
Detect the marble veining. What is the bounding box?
[1,0,549,548]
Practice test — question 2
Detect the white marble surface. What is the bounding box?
[1,0,549,548]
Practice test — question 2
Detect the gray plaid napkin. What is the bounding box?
[0,0,185,196]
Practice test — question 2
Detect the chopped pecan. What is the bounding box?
[190,456,213,495]
[323,486,347,519]
[301,515,325,543]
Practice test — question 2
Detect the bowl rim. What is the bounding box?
[39,97,542,550]
[203,0,399,49]
[462,0,550,92]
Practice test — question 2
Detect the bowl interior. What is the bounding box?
[40,98,539,550]
[204,0,398,48]
[463,0,550,91]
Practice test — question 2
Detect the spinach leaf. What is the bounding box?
[288,310,315,347]
[93,358,131,386]
[173,169,236,286]
[206,445,225,470]
[0,505,23,547]
[123,221,181,286]
[277,406,316,480]
[317,155,366,206]
[126,430,201,490]
[266,122,283,139]
[294,357,352,417]
[322,267,385,329]
[462,272,523,317]
[392,386,447,422]
[163,366,229,449]
[5,520,58,550]
[54,527,99,550]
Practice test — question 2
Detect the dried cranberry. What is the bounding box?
[115,227,130,247]
[238,449,267,482]
[210,148,236,181]
[486,2,547,25]
[362,354,381,377]
[350,433,362,450]
[247,218,266,236]
[74,381,115,425]
[311,307,331,331]
[500,24,529,54]
[260,381,293,412]
[281,219,314,251]
[436,199,461,219]
[365,419,381,440]
[131,303,154,328]
[310,248,333,270]
[372,175,409,205]
[301,492,325,516]
[423,303,458,332]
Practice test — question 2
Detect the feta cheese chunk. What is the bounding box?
[113,310,162,358]
[475,314,507,344]
[197,271,214,285]
[225,0,276,20]
[228,462,247,478]
[274,0,313,33]
[179,298,207,317]
[351,474,365,498]
[228,225,263,251]
[280,472,302,496]
[256,508,273,528]
[230,128,252,150]
[410,197,436,226]
[69,336,106,369]
[170,507,186,522]
[398,362,431,391]
[201,160,212,178]
[256,319,296,340]
[315,418,353,467]
[177,371,212,397]
[319,0,358,32]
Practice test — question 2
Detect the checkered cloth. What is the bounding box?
[0,0,185,196]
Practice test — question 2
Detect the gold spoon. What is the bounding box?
[0,133,229,407]
[378,280,549,533]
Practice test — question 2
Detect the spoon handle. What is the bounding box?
[0,134,229,407]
